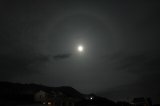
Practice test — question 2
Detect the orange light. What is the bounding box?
[48,102,52,105]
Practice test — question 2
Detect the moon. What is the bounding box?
[77,45,84,52]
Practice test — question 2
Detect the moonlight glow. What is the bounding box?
[77,45,84,52]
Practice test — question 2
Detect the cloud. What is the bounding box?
[100,74,160,100]
[0,52,72,81]
[115,53,148,70]
[0,54,49,73]
[106,50,160,74]
[100,50,160,101]
[53,53,71,60]
[0,53,72,74]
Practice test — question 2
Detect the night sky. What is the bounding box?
[0,0,160,103]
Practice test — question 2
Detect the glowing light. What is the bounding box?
[48,102,52,105]
[90,97,93,100]
[77,45,84,52]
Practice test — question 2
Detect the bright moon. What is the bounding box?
[77,45,84,52]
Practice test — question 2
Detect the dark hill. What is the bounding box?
[54,86,84,98]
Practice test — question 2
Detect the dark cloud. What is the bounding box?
[0,53,72,74]
[0,54,49,74]
[99,74,160,103]
[53,53,71,60]
[107,50,160,74]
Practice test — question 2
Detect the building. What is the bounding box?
[34,90,77,106]
[132,97,152,106]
